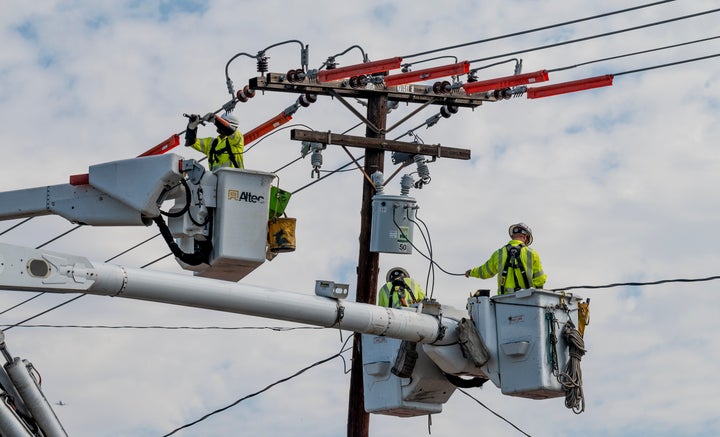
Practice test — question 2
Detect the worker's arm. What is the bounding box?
[466,249,500,279]
[531,250,547,288]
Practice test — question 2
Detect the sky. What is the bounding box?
[1,1,719,436]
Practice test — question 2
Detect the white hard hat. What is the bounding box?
[508,222,533,245]
[221,112,239,128]
[386,267,409,282]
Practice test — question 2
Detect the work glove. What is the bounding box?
[187,114,202,130]
[202,112,215,122]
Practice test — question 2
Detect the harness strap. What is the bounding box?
[209,137,241,169]
[499,244,531,293]
[390,281,417,307]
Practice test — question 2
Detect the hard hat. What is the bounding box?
[508,222,533,245]
[220,112,239,129]
[386,267,409,282]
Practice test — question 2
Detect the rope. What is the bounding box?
[557,320,586,414]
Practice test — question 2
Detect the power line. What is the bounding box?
[1,324,325,331]
[402,0,678,59]
[550,274,720,292]
[468,7,720,65]
[458,389,532,436]
[549,35,720,73]
[161,339,353,437]
[0,218,32,236]
[614,52,720,76]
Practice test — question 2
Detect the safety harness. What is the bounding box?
[389,280,417,307]
[499,244,531,293]
[209,137,241,169]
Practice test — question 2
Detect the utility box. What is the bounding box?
[468,289,581,399]
[370,194,416,254]
[198,168,275,282]
[362,333,455,417]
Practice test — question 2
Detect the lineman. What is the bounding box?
[185,112,244,170]
[465,222,547,294]
[378,267,425,308]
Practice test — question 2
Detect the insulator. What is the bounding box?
[400,174,414,196]
[440,104,458,118]
[297,93,317,107]
[257,56,269,73]
[493,88,513,100]
[287,68,305,83]
[226,78,235,97]
[511,85,527,98]
[349,75,368,88]
[414,154,431,187]
[236,85,255,103]
[325,57,337,69]
[371,171,385,193]
[311,150,323,178]
[467,71,478,82]
[432,80,451,94]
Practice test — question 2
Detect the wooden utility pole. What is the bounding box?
[347,93,387,437]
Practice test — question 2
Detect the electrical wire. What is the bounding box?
[468,7,720,65]
[548,35,720,73]
[549,274,720,292]
[0,218,32,236]
[0,324,325,331]
[458,389,532,436]
[402,0,678,59]
[161,337,353,437]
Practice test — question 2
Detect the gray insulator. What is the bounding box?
[311,150,323,171]
[0,397,34,437]
[371,171,385,194]
[400,174,415,195]
[414,155,431,182]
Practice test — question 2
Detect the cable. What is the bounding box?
[549,274,720,292]
[34,225,81,249]
[161,338,353,437]
[0,218,33,236]
[549,35,720,73]
[402,0,677,59]
[0,324,325,331]
[468,7,720,65]
[614,52,720,76]
[458,389,532,437]
[0,293,46,316]
[2,295,86,332]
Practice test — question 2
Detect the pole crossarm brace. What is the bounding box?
[249,73,488,108]
[290,129,471,160]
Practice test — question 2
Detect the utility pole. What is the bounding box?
[347,94,387,437]
[251,71,478,437]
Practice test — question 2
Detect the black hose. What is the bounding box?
[153,215,211,266]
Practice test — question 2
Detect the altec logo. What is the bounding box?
[227,190,265,204]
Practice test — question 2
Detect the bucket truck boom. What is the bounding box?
[0,242,586,417]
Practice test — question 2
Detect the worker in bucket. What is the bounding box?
[185,112,244,170]
[465,222,546,294]
[378,267,425,308]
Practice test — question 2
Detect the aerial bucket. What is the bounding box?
[268,217,296,253]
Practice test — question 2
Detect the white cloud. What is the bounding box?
[1,1,719,436]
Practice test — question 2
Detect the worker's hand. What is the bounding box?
[202,112,215,122]
[187,114,201,130]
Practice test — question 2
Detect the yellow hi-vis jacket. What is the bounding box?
[190,130,244,171]
[468,239,547,294]
[377,277,425,308]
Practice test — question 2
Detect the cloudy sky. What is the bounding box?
[1,1,719,436]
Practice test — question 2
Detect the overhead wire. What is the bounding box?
[468,7,720,65]
[401,0,678,59]
[458,389,532,437]
[161,336,353,437]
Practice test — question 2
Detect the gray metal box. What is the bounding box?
[493,289,580,399]
[369,194,416,254]
[362,334,455,417]
[199,168,275,282]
